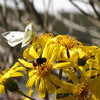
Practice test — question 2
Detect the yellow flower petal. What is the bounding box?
[14,67,27,74]
[18,59,33,69]
[10,62,20,70]
[35,76,40,91]
[29,46,39,59]
[0,85,5,95]
[28,70,36,78]
[53,62,72,69]
[45,77,56,93]
[23,89,33,100]
[10,72,24,77]
[26,74,37,89]
[64,69,79,85]
[55,87,73,93]
[23,48,33,61]
[79,67,90,84]
[28,89,34,96]
[38,78,46,97]
[56,46,66,61]
[87,70,98,77]
[91,94,99,100]
[61,47,68,61]
[42,43,59,63]
[49,74,74,92]
[42,43,48,59]
[49,44,60,64]
[89,76,100,99]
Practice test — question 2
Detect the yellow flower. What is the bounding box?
[77,46,100,77]
[54,46,99,70]
[23,33,54,61]
[55,67,100,100]
[53,49,80,70]
[32,33,54,50]
[45,34,82,61]
[92,47,100,72]
[19,44,71,97]
[0,62,26,94]
[55,35,81,49]
[84,47,100,82]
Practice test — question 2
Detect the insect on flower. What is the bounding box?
[2,21,35,48]
[33,57,47,67]
[67,48,70,58]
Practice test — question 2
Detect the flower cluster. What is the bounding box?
[1,22,100,100]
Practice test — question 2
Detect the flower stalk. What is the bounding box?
[17,89,36,100]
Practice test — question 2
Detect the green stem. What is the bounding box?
[56,69,62,99]
[59,69,62,80]
[44,91,49,100]
[17,89,35,100]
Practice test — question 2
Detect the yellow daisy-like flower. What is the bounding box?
[46,34,82,61]
[55,67,100,100]
[56,35,81,49]
[18,44,71,97]
[23,33,54,61]
[53,49,80,70]
[0,62,26,94]
[86,47,100,77]
[32,33,54,50]
[54,45,99,70]
[92,47,100,70]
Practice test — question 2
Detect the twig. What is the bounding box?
[45,91,49,100]
[5,90,11,100]
[14,0,22,22]
[56,69,62,99]
[17,89,36,100]
[69,0,97,20]
[0,1,8,30]
[24,0,43,28]
[92,0,100,7]
[43,0,51,32]
[67,0,89,4]
[87,17,100,28]
[89,0,100,20]
[53,12,100,39]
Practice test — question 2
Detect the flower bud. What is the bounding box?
[4,78,19,92]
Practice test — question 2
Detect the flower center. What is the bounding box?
[56,35,80,49]
[74,83,90,100]
[34,33,54,44]
[37,62,52,77]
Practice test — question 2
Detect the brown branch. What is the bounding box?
[0,1,8,30]
[89,0,100,20]
[43,0,51,32]
[23,0,43,28]
[92,0,100,7]
[87,17,100,28]
[54,12,100,39]
[43,0,48,32]
[69,0,98,20]
[14,0,22,22]
[68,0,89,4]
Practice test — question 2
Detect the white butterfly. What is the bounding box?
[2,21,35,48]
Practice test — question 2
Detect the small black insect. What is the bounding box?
[67,49,70,58]
[33,57,47,67]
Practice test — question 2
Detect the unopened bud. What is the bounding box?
[4,78,19,92]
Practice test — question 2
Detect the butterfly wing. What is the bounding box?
[2,31,25,47]
[21,21,35,48]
